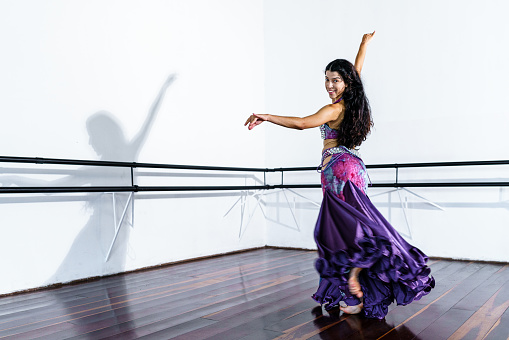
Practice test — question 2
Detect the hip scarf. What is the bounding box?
[319,146,368,201]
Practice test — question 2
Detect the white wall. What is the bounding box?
[263,0,509,262]
[0,0,266,295]
[2,0,509,296]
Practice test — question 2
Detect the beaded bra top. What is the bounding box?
[320,97,342,140]
[320,123,340,140]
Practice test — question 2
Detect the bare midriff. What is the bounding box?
[321,139,339,169]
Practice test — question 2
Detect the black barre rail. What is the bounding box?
[1,156,509,194]
[270,159,509,172]
[0,156,268,172]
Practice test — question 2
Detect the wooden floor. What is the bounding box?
[1,249,508,340]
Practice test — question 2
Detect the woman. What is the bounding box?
[245,32,434,319]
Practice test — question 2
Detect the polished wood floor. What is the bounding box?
[0,248,508,339]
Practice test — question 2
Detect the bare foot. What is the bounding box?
[348,267,363,298]
[340,303,363,314]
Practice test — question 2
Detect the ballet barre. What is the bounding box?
[1,155,508,261]
[1,155,509,193]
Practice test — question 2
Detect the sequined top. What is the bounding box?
[320,97,343,140]
[320,123,340,140]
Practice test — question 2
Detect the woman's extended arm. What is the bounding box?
[245,104,341,130]
[354,31,375,76]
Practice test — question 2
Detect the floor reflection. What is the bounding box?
[312,305,418,339]
[54,276,138,338]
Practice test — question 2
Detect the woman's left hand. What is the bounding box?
[244,113,269,130]
[361,31,375,45]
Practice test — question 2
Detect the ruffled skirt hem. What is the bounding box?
[313,181,435,319]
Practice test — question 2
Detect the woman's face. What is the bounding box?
[325,70,346,101]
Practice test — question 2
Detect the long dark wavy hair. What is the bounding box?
[325,59,373,149]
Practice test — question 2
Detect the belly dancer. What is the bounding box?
[244,32,434,319]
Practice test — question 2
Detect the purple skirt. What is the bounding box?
[312,151,435,319]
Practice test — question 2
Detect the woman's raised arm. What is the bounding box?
[354,31,375,76]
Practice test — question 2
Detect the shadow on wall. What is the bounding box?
[1,74,176,286]
[48,74,177,284]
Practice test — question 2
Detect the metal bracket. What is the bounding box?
[370,187,444,239]
[224,186,324,238]
[105,192,134,262]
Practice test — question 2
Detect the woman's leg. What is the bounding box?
[317,152,368,315]
[340,267,364,314]
[348,267,363,298]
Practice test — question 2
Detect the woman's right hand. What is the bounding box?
[244,113,269,130]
